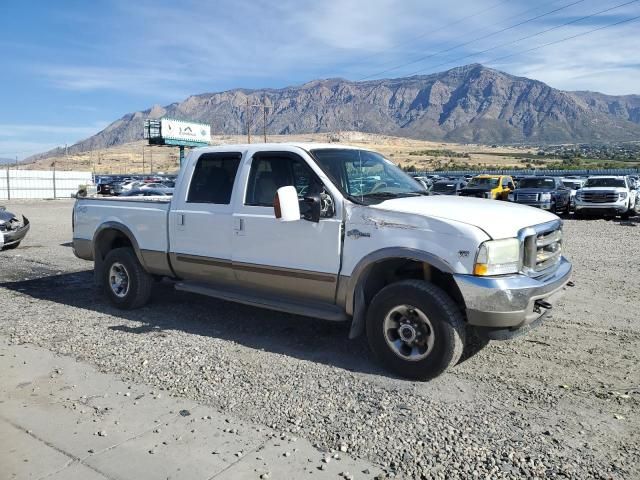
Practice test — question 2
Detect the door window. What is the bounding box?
[245,152,317,207]
[187,152,242,204]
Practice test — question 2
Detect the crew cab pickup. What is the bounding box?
[574,176,637,219]
[73,144,572,380]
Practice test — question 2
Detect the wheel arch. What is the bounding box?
[345,248,466,339]
[92,222,146,285]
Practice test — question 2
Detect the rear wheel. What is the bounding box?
[102,247,153,309]
[366,280,465,381]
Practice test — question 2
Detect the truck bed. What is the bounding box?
[73,196,171,255]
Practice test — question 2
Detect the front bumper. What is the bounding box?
[0,216,30,248]
[453,257,572,331]
[575,203,627,215]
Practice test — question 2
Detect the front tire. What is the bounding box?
[102,247,153,309]
[2,241,21,250]
[366,280,465,381]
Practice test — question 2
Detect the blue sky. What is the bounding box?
[1,0,639,159]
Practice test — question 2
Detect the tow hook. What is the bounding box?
[534,299,553,313]
[566,281,575,287]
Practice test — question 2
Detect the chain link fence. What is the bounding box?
[0,169,93,200]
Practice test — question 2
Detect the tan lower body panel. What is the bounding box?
[169,253,338,304]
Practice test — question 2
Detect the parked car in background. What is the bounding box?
[121,188,173,197]
[431,179,467,196]
[575,176,637,219]
[508,176,571,214]
[411,176,431,192]
[0,206,30,250]
[561,178,586,211]
[460,175,515,200]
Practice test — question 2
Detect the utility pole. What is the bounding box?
[142,146,146,173]
[250,98,269,143]
[246,97,252,144]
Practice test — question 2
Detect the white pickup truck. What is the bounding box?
[574,175,637,219]
[73,143,572,380]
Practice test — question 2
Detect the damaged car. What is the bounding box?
[0,206,30,250]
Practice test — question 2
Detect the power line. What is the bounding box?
[404,0,639,76]
[353,0,511,65]
[358,0,559,73]
[359,0,586,80]
[484,13,640,64]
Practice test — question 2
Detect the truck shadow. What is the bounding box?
[1,270,385,377]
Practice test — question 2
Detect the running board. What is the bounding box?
[174,281,349,322]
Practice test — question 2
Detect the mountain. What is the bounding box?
[29,64,640,161]
[0,157,16,165]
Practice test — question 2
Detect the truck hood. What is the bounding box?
[579,187,626,192]
[513,188,555,194]
[371,196,557,239]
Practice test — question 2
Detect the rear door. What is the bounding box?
[231,150,343,304]
[169,151,243,284]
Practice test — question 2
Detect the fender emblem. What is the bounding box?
[347,229,371,239]
[458,250,470,257]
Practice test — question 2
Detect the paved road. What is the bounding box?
[0,338,381,480]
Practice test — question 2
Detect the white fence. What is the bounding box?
[0,169,93,200]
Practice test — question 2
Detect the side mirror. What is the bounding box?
[302,191,321,223]
[274,186,300,222]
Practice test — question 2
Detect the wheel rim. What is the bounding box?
[109,262,130,298]
[383,304,435,362]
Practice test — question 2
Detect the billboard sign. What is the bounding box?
[160,118,211,145]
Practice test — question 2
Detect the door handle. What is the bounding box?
[177,213,185,226]
[233,218,244,232]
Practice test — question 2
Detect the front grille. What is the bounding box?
[516,193,539,202]
[521,221,562,277]
[579,191,618,203]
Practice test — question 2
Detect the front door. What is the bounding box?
[169,151,243,284]
[231,151,342,304]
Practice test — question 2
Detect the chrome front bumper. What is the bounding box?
[453,257,572,329]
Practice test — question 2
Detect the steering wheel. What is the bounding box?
[370,181,388,193]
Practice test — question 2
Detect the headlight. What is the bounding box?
[619,192,627,200]
[473,238,521,276]
[540,193,552,201]
[508,193,515,202]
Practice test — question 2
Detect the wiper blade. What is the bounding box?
[362,191,426,198]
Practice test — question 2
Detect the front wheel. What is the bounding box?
[2,241,21,250]
[102,247,153,309]
[366,280,465,381]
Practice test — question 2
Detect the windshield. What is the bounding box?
[585,178,626,188]
[432,182,456,193]
[518,178,556,189]
[311,149,426,204]
[467,177,499,188]
[562,181,580,189]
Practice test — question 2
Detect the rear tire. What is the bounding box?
[102,247,153,309]
[366,280,465,381]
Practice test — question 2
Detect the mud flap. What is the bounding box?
[348,285,366,339]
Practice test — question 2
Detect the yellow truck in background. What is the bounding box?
[459,175,515,200]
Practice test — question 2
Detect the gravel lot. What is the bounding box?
[1,199,639,479]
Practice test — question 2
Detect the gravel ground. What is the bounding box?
[1,199,639,480]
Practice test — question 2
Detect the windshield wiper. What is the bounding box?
[362,191,426,199]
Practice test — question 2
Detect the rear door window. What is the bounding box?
[187,152,242,204]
